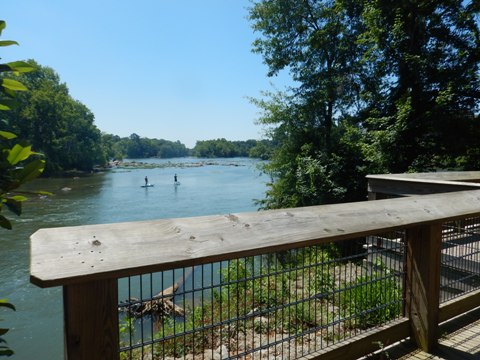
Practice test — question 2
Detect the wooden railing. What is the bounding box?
[30,189,480,360]
[367,171,480,199]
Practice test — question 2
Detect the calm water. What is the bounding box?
[1,157,267,360]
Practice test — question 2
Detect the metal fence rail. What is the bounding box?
[118,236,405,359]
[441,216,480,302]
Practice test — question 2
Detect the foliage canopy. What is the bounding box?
[249,0,480,209]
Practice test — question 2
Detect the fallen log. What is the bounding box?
[119,267,194,319]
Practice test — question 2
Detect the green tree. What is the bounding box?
[360,0,480,171]
[249,0,371,208]
[0,20,45,357]
[2,60,106,174]
[249,0,479,209]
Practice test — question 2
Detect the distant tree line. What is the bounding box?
[192,138,274,159]
[102,133,190,160]
[103,135,274,160]
[1,61,273,175]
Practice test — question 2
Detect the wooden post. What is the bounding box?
[405,223,442,352]
[63,279,119,360]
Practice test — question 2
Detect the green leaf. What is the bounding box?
[6,144,34,165]
[0,40,18,47]
[1,86,17,98]
[4,198,22,216]
[0,78,27,91]
[0,98,18,111]
[17,159,45,183]
[0,21,6,35]
[6,195,27,202]
[0,300,15,311]
[0,131,16,140]
[0,348,14,356]
[0,215,12,230]
[0,61,35,73]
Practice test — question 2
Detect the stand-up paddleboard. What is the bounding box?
[174,182,181,186]
[141,184,154,188]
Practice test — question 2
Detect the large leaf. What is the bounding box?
[16,159,45,183]
[0,40,18,47]
[0,215,12,230]
[0,131,16,140]
[0,347,14,357]
[0,300,15,311]
[6,144,34,165]
[4,196,23,216]
[0,61,35,74]
[0,86,16,98]
[0,78,27,91]
[8,61,35,73]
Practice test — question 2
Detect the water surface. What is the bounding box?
[1,157,267,359]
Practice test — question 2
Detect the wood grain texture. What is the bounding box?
[406,224,442,352]
[440,289,480,323]
[30,190,480,288]
[367,171,480,197]
[367,171,480,182]
[64,280,119,360]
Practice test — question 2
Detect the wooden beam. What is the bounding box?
[439,288,480,323]
[367,177,480,197]
[300,319,410,360]
[405,223,442,352]
[64,279,119,360]
[367,171,480,198]
[30,190,480,288]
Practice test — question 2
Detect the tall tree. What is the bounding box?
[249,0,479,209]
[249,0,371,208]
[2,60,106,173]
[360,0,480,171]
[250,0,364,151]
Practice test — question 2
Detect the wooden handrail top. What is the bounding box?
[367,171,480,184]
[367,171,480,197]
[30,190,480,288]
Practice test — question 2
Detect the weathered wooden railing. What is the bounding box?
[30,189,480,360]
[367,171,480,199]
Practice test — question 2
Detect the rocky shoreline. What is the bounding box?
[106,159,245,170]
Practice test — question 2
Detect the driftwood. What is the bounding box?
[119,267,194,319]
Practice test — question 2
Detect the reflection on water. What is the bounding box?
[1,157,266,359]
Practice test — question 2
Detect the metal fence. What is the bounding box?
[441,216,480,302]
[118,235,406,360]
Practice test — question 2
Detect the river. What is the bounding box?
[1,157,267,360]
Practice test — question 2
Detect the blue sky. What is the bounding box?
[3,1,291,148]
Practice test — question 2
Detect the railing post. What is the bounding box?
[405,223,442,352]
[63,279,119,360]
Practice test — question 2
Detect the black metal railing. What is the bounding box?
[118,236,406,359]
[441,216,480,302]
